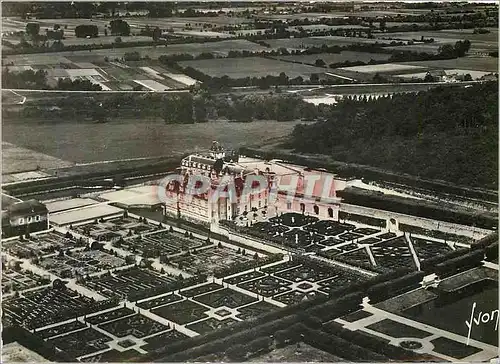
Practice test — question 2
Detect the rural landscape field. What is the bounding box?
[1,2,498,364]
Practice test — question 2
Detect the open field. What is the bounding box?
[2,120,302,163]
[338,63,427,75]
[2,141,74,175]
[277,51,391,66]
[376,28,498,54]
[2,16,250,39]
[385,44,441,54]
[3,39,269,65]
[179,57,326,78]
[265,36,394,50]
[401,57,499,73]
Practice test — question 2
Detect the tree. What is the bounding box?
[26,22,40,37]
[115,36,122,44]
[110,19,130,36]
[309,74,319,83]
[454,39,471,57]
[463,73,473,81]
[379,20,386,31]
[123,51,140,61]
[152,26,162,41]
[315,58,326,67]
[226,343,245,361]
[75,24,98,38]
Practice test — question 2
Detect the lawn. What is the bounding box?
[366,319,433,339]
[179,57,326,78]
[2,141,74,174]
[430,337,481,359]
[2,120,302,164]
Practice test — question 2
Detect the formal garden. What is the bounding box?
[48,328,112,358]
[3,231,85,258]
[38,249,126,278]
[98,314,169,338]
[83,267,178,299]
[168,245,256,276]
[3,286,117,329]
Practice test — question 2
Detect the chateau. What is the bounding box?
[164,142,341,225]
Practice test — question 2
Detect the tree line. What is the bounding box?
[288,81,498,188]
[2,69,102,91]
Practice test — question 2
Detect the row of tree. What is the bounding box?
[289,82,498,188]
[2,69,103,91]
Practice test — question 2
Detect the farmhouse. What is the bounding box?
[164,142,341,226]
[1,199,49,238]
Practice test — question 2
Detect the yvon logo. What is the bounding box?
[465,302,499,345]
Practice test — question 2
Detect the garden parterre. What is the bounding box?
[169,245,255,276]
[118,230,205,257]
[83,267,177,299]
[1,267,50,294]
[98,314,169,338]
[3,286,117,329]
[38,249,126,278]
[3,231,85,258]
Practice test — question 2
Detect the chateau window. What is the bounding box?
[19,218,25,225]
[258,201,261,208]
[35,215,40,222]
[287,202,292,210]
[27,216,32,223]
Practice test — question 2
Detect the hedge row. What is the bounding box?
[153,314,301,362]
[485,242,498,262]
[130,274,207,302]
[435,249,484,278]
[399,223,473,244]
[337,187,497,230]
[309,291,364,322]
[137,293,328,361]
[215,253,283,278]
[420,248,470,273]
[323,321,434,361]
[338,211,386,228]
[301,326,387,361]
[472,232,498,249]
[367,271,425,303]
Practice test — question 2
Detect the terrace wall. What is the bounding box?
[340,203,491,240]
